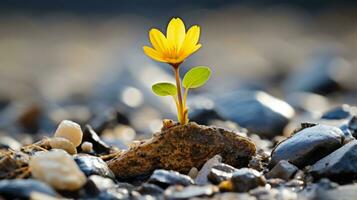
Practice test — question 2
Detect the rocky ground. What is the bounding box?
[0,94,357,200]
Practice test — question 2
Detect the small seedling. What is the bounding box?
[143,18,211,124]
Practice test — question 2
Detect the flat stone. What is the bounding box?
[195,155,222,185]
[148,169,194,188]
[49,137,77,155]
[108,122,256,179]
[29,149,87,191]
[321,105,356,120]
[164,185,218,200]
[310,140,357,183]
[270,124,344,168]
[0,179,57,199]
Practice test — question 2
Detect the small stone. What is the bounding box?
[270,124,344,168]
[348,116,357,138]
[0,136,21,150]
[208,163,237,184]
[30,192,61,200]
[29,149,86,191]
[54,120,83,147]
[136,183,164,196]
[89,175,116,190]
[321,104,356,120]
[81,142,93,153]
[74,154,115,179]
[82,125,111,154]
[0,179,57,199]
[230,168,266,192]
[310,140,357,183]
[148,169,194,188]
[265,160,298,180]
[164,185,218,199]
[187,167,198,179]
[49,137,77,155]
[250,187,298,200]
[108,122,256,179]
[195,155,222,185]
[210,193,256,200]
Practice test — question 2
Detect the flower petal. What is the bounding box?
[149,29,168,54]
[167,18,186,51]
[143,46,167,63]
[180,25,200,54]
[180,43,202,61]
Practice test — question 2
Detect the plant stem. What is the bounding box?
[172,64,186,124]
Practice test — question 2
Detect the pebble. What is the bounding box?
[0,179,57,199]
[348,116,357,138]
[321,104,356,120]
[187,167,198,179]
[215,90,294,138]
[49,137,77,155]
[81,141,93,153]
[195,155,222,185]
[230,168,266,192]
[0,135,21,150]
[135,183,164,196]
[148,169,194,188]
[208,163,237,184]
[82,125,111,154]
[74,154,115,179]
[164,185,218,199]
[54,120,83,147]
[310,140,357,183]
[265,160,298,181]
[89,175,116,191]
[270,124,344,168]
[29,149,86,191]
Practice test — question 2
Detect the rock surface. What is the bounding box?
[310,140,357,183]
[270,124,344,168]
[108,122,256,179]
[29,149,87,191]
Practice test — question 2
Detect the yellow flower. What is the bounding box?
[143,18,201,65]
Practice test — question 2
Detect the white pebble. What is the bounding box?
[81,142,93,153]
[29,149,86,191]
[49,137,77,155]
[54,120,83,147]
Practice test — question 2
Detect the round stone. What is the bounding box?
[29,149,86,191]
[81,142,93,153]
[49,137,77,155]
[54,120,83,147]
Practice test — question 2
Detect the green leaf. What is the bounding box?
[152,82,177,96]
[182,66,211,89]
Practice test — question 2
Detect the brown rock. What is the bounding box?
[108,122,256,179]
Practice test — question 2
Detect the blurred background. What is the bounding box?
[0,0,357,147]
